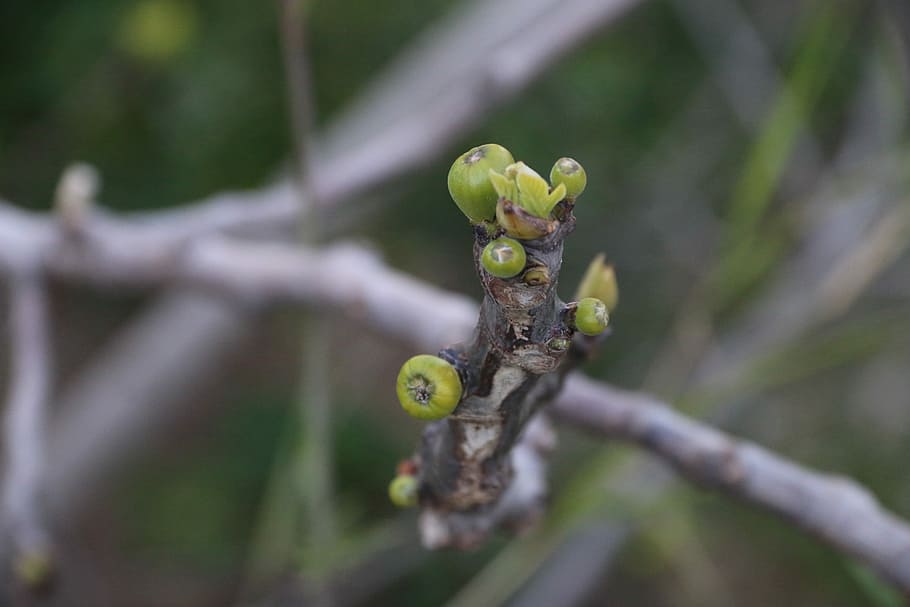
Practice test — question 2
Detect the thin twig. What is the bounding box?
[552,374,910,595]
[0,217,907,590]
[0,0,643,549]
[814,200,910,322]
[279,3,339,600]
[280,0,319,206]
[2,271,53,585]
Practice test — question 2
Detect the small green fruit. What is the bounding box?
[388,474,418,508]
[550,157,586,199]
[396,354,463,420]
[448,144,515,222]
[574,297,609,336]
[481,237,527,278]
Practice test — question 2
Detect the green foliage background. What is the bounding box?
[1,0,908,605]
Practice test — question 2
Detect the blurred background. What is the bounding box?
[1,0,910,605]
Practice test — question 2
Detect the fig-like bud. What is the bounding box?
[447,144,515,222]
[481,237,527,278]
[549,157,586,199]
[489,162,566,219]
[388,474,418,508]
[396,354,463,420]
[575,253,618,311]
[574,297,609,336]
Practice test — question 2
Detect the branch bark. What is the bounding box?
[2,271,53,586]
[553,375,910,595]
[0,0,644,556]
[1,200,909,591]
[413,212,581,548]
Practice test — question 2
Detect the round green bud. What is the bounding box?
[547,337,571,352]
[388,474,418,508]
[549,157,587,199]
[574,297,609,336]
[396,354,463,420]
[448,144,515,222]
[481,237,527,278]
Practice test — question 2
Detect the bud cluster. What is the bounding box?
[389,144,615,511]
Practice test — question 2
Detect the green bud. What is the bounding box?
[546,337,571,352]
[574,297,609,336]
[388,474,418,508]
[447,144,515,222]
[523,265,550,286]
[481,237,527,278]
[489,162,566,219]
[575,253,618,311]
[549,157,586,199]
[396,354,463,420]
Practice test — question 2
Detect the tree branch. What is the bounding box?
[2,271,53,586]
[0,0,644,549]
[1,200,908,590]
[552,375,910,595]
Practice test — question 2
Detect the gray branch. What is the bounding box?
[0,0,643,545]
[1,199,909,590]
[552,375,910,594]
[2,271,53,580]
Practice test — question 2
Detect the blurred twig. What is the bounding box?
[814,200,910,323]
[2,271,52,588]
[552,374,910,594]
[881,0,910,101]
[46,290,248,520]
[2,199,910,591]
[503,524,631,607]
[0,0,643,553]
[669,0,820,151]
[279,2,339,604]
[713,2,858,307]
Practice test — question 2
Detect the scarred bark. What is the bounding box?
[412,203,601,547]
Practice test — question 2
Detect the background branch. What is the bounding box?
[2,271,53,587]
[3,0,906,604]
[1,197,908,592]
[553,375,910,595]
[0,0,644,553]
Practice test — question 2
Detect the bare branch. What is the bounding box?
[553,375,910,594]
[0,0,643,539]
[46,291,248,521]
[0,0,644,257]
[1,202,907,591]
[1,0,905,588]
[2,271,53,585]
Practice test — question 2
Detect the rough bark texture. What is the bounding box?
[414,206,594,548]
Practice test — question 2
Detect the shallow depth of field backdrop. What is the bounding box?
[2,0,910,605]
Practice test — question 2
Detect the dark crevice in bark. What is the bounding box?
[412,199,607,547]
